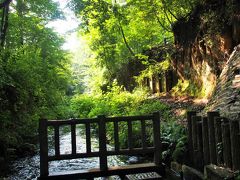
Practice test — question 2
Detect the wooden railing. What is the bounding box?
[38,112,163,179]
[187,111,240,171]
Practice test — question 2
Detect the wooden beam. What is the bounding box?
[187,111,197,165]
[128,120,133,150]
[153,112,161,166]
[54,125,60,157]
[39,119,49,177]
[98,115,108,171]
[202,117,210,165]
[221,120,232,168]
[114,121,119,151]
[85,123,91,154]
[106,147,154,156]
[106,115,153,122]
[230,120,240,170]
[207,111,220,164]
[141,119,147,149]
[71,124,76,155]
[214,117,223,165]
[47,118,98,126]
[38,163,163,180]
[48,152,100,161]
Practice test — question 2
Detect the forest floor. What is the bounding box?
[156,95,208,125]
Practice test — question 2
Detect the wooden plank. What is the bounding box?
[114,121,119,151]
[191,115,201,168]
[85,123,91,153]
[214,117,223,165]
[47,118,98,126]
[106,115,153,122]
[39,163,163,180]
[221,121,232,168]
[128,120,133,150]
[48,147,155,161]
[202,117,210,165]
[230,120,240,170]
[187,111,197,165]
[98,115,108,171]
[191,116,199,150]
[207,111,220,164]
[47,116,153,125]
[39,119,49,177]
[196,120,203,170]
[54,125,60,157]
[141,119,147,149]
[106,147,155,156]
[153,112,161,166]
[71,124,76,155]
[48,152,100,161]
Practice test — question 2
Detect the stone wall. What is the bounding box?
[205,45,240,120]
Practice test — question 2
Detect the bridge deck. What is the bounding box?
[38,163,164,179]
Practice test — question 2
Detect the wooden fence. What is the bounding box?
[187,111,240,171]
[38,112,164,179]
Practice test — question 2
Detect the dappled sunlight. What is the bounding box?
[1,0,240,179]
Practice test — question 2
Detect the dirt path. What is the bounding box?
[157,95,208,125]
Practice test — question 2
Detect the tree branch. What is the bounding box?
[152,5,171,32]
[0,0,12,9]
[0,4,9,46]
[118,20,135,56]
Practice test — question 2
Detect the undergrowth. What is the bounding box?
[71,86,187,164]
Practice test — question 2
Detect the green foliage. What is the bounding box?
[71,85,149,118]
[0,0,71,161]
[69,0,197,89]
[71,84,186,162]
[136,59,171,84]
[161,120,187,164]
[171,80,202,97]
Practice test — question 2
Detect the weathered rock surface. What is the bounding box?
[182,165,204,180]
[204,164,235,180]
[205,45,240,120]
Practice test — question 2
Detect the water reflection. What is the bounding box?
[8,127,125,180]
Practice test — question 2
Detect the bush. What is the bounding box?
[70,86,187,163]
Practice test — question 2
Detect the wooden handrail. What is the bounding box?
[39,112,162,179]
[187,111,240,172]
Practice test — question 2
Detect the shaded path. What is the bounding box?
[157,95,208,124]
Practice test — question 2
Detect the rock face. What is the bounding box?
[205,45,240,119]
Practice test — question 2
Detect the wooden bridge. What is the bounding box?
[38,112,165,179]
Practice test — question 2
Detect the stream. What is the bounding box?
[7,127,131,180]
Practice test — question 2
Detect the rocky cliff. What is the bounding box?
[205,45,240,119]
[171,0,240,97]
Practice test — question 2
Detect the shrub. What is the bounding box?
[70,86,186,164]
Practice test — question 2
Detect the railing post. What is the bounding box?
[230,120,240,171]
[54,125,60,157]
[221,119,232,168]
[153,112,161,166]
[196,120,203,170]
[98,115,108,171]
[202,117,210,165]
[187,111,196,165]
[192,115,201,169]
[71,123,77,155]
[207,111,220,164]
[39,119,49,177]
[114,121,120,151]
[214,117,223,165]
